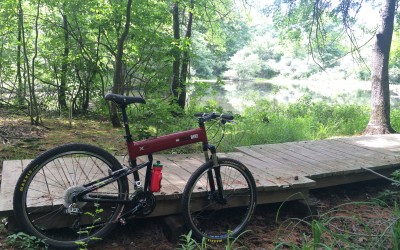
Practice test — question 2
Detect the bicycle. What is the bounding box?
[13,93,257,249]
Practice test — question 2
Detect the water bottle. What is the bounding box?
[150,161,163,192]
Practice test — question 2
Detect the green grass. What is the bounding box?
[0,116,127,161]
[274,200,399,249]
[0,96,376,160]
[0,100,398,250]
[216,97,370,151]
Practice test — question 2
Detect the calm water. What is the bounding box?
[190,79,384,113]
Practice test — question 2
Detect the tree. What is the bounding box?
[110,0,133,127]
[21,0,41,125]
[171,0,194,110]
[265,0,397,134]
[59,7,69,110]
[0,0,243,123]
[364,0,396,134]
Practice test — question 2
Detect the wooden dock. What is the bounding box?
[1,134,400,219]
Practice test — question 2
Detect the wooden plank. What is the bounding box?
[339,134,400,155]
[0,160,23,214]
[260,143,337,176]
[225,152,299,179]
[115,155,182,198]
[316,140,384,163]
[311,167,398,188]
[164,154,204,173]
[2,134,400,220]
[333,137,398,158]
[241,145,322,171]
[237,146,316,176]
[152,155,190,197]
[222,152,292,188]
[281,141,351,169]
[268,143,340,175]
[319,139,400,169]
[115,156,148,195]
[293,140,371,172]
[324,140,400,172]
[224,152,315,189]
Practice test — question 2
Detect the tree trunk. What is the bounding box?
[171,0,194,110]
[30,0,41,125]
[364,0,396,135]
[59,12,69,110]
[16,2,24,107]
[110,0,132,127]
[171,2,181,105]
[21,0,40,125]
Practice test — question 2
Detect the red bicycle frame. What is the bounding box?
[127,127,208,159]
[119,106,215,192]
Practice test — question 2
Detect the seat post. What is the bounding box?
[120,106,133,143]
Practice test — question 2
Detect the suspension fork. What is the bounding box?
[204,143,226,203]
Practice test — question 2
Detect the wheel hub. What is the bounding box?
[63,186,87,209]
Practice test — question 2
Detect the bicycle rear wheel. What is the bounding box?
[13,144,129,249]
[181,157,257,243]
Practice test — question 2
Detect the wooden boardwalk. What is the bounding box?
[1,134,400,219]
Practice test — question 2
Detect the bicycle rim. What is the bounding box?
[182,158,256,242]
[14,145,128,248]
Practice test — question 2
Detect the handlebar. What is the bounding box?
[194,112,234,122]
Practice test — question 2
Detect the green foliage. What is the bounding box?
[178,230,249,250]
[390,109,400,132]
[7,232,48,250]
[266,1,360,67]
[225,34,282,80]
[274,220,331,250]
[389,31,400,84]
[392,170,400,185]
[217,96,369,151]
[178,230,207,250]
[0,0,248,120]
[129,97,194,139]
[274,200,399,249]
[373,189,400,207]
[75,203,104,249]
[392,203,400,250]
[225,230,250,250]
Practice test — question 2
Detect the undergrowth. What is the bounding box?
[274,180,400,250]
[0,95,375,160]
[178,230,249,250]
[273,200,400,249]
[6,232,48,250]
[219,96,371,151]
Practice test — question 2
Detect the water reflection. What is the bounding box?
[189,79,400,113]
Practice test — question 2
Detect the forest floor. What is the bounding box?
[0,110,399,249]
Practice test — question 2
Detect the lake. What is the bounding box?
[190,78,400,113]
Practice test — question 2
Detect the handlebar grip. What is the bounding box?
[220,114,234,121]
[194,112,206,117]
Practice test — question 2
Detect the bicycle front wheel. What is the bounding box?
[181,157,257,242]
[13,144,129,249]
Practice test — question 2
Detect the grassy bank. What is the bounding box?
[1,97,394,160]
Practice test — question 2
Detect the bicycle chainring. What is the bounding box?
[132,190,156,217]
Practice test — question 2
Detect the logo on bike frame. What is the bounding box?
[176,134,199,143]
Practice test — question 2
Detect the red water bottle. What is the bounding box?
[150,161,163,192]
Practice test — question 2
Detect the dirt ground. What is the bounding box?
[0,111,399,249]
[85,180,396,250]
[0,173,396,249]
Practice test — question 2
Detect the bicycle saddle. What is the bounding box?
[105,93,146,106]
